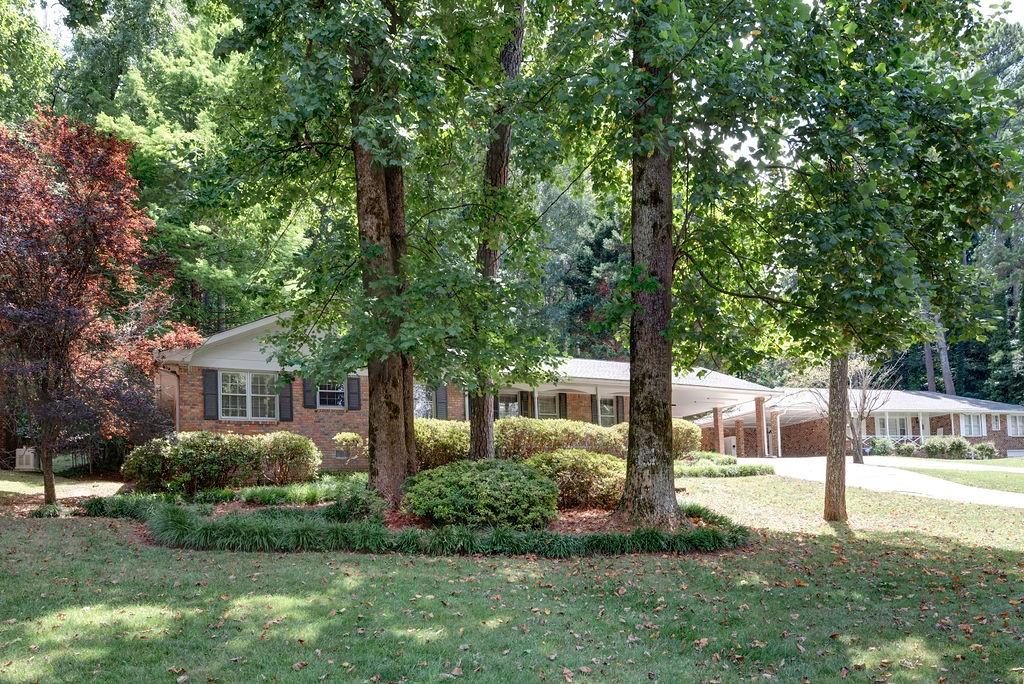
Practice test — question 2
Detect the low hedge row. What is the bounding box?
[145,502,749,557]
[683,451,737,466]
[123,431,322,495]
[674,461,774,478]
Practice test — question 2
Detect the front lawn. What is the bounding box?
[895,466,1024,494]
[983,457,1024,468]
[0,469,123,505]
[1,475,1022,683]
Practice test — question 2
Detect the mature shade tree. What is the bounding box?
[0,114,199,503]
[0,0,61,124]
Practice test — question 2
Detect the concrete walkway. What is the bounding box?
[746,456,1024,509]
[862,455,1024,474]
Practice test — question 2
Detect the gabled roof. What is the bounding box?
[554,358,772,392]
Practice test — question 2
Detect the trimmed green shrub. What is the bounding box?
[123,431,259,495]
[332,432,367,464]
[947,436,971,459]
[894,441,917,457]
[495,417,625,460]
[28,503,62,518]
[402,459,558,529]
[922,436,950,458]
[145,502,750,557]
[683,451,737,466]
[674,461,774,478]
[323,480,387,523]
[414,418,470,469]
[974,441,999,459]
[525,449,625,509]
[672,419,702,457]
[259,432,321,484]
[867,437,895,456]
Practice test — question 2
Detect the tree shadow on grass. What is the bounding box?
[0,517,1021,683]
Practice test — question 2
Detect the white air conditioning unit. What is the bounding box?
[15,447,39,471]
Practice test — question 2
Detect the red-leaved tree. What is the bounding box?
[0,113,200,504]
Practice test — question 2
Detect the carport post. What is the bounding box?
[735,419,746,457]
[774,412,783,457]
[713,407,725,453]
[754,396,767,457]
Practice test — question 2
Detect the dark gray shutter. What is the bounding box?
[202,369,219,420]
[615,396,625,424]
[434,386,448,419]
[302,378,316,408]
[279,379,293,421]
[493,395,500,415]
[347,376,361,410]
[558,393,567,419]
[518,391,531,418]
[591,395,598,424]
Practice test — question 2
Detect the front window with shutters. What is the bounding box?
[960,413,985,437]
[537,395,559,420]
[497,393,520,418]
[219,371,278,420]
[317,382,345,409]
[599,398,616,427]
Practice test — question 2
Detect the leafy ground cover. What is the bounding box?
[1,475,1022,683]
[895,466,1024,494]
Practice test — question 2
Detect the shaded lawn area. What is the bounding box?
[0,469,123,505]
[1,476,1022,683]
[895,466,1024,494]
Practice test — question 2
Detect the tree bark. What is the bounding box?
[932,315,956,395]
[922,342,936,392]
[468,0,525,461]
[618,7,684,529]
[824,355,850,522]
[352,56,414,505]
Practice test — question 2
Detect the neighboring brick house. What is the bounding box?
[696,388,1024,458]
[157,314,775,470]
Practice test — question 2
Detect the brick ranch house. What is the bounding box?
[156,314,777,470]
[695,387,1024,458]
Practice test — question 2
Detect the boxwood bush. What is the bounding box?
[672,419,702,457]
[867,437,895,456]
[682,451,737,466]
[402,459,558,529]
[414,418,470,469]
[259,432,321,484]
[525,449,626,509]
[495,417,625,460]
[922,435,977,459]
[894,441,918,457]
[674,461,774,478]
[974,441,999,459]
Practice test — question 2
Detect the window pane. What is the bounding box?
[250,373,277,396]
[221,393,247,418]
[498,394,519,419]
[413,384,434,419]
[599,398,616,427]
[221,372,246,395]
[537,396,558,419]
[252,395,277,419]
[318,382,345,408]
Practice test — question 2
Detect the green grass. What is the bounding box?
[981,457,1024,468]
[896,466,1024,494]
[2,475,1023,682]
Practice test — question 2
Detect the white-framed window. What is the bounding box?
[876,414,909,438]
[413,384,435,419]
[599,397,616,427]
[497,393,520,419]
[1008,414,1024,437]
[537,395,559,420]
[219,371,278,420]
[317,382,345,409]
[992,414,1002,431]
[960,413,985,437]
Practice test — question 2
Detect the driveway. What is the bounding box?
[750,456,1024,509]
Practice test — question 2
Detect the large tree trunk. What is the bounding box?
[931,313,956,395]
[618,7,684,529]
[352,57,414,505]
[922,342,936,392]
[468,1,525,461]
[824,355,850,522]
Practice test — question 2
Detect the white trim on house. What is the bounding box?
[960,413,986,438]
[1009,414,1024,438]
